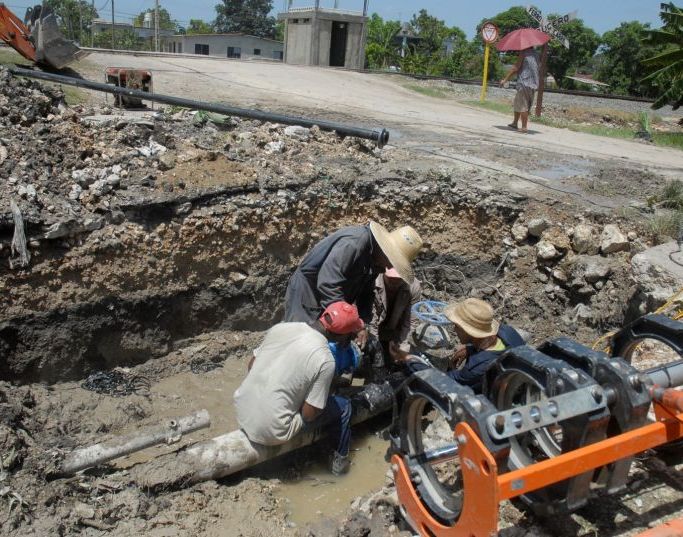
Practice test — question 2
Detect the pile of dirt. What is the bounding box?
[0,66,385,253]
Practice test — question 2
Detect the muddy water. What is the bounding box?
[277,431,390,525]
[114,364,392,525]
[114,366,244,468]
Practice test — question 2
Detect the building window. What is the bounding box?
[253,48,261,56]
[227,47,242,59]
[292,18,299,23]
[194,44,209,55]
[273,50,283,60]
[302,18,310,23]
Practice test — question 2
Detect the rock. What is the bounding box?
[627,231,638,241]
[264,140,285,154]
[572,224,598,254]
[105,174,120,187]
[158,152,176,171]
[631,241,683,313]
[536,240,559,261]
[581,256,612,283]
[136,140,167,158]
[600,224,629,254]
[527,217,549,238]
[73,502,95,519]
[511,224,528,243]
[284,125,311,141]
[541,227,571,252]
[69,184,83,200]
[552,269,568,283]
[574,304,593,322]
[89,178,112,197]
[83,216,104,232]
[569,255,612,287]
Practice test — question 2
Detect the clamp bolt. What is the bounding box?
[494,414,506,433]
[591,386,603,403]
[457,434,467,445]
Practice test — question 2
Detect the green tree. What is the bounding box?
[597,21,660,96]
[43,0,98,44]
[546,17,601,88]
[134,7,177,31]
[93,29,145,51]
[365,13,400,69]
[642,2,683,109]
[186,19,215,35]
[214,0,275,38]
[401,9,469,76]
[476,6,534,40]
[274,20,284,41]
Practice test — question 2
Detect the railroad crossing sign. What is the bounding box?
[526,5,576,49]
[481,21,499,44]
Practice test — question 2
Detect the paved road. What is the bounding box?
[79,53,683,198]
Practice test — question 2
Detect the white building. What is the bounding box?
[160,33,284,60]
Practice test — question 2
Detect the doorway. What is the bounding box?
[330,22,348,67]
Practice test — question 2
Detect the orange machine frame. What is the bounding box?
[0,5,36,63]
[393,390,683,537]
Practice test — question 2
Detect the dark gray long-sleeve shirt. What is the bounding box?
[283,225,378,323]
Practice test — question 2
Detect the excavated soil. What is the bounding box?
[2,68,683,537]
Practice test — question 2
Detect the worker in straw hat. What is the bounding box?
[389,298,524,393]
[283,221,423,350]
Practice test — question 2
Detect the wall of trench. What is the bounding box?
[0,177,520,384]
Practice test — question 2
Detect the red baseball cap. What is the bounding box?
[319,301,364,335]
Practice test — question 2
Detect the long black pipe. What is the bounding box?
[8,66,390,147]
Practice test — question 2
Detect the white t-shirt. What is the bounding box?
[234,322,335,445]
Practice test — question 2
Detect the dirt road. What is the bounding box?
[80,53,683,181]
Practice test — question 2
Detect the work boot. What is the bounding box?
[330,451,351,476]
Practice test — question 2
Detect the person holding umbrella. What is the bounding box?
[497,28,549,133]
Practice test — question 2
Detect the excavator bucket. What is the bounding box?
[25,4,88,69]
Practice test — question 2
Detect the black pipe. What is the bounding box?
[7,66,390,147]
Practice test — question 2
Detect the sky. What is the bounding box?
[5,0,665,36]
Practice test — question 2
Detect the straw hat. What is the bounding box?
[369,222,423,284]
[444,298,499,339]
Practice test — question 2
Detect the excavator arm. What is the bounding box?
[0,3,86,69]
[0,3,37,63]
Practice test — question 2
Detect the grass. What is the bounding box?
[403,83,451,99]
[647,180,683,243]
[464,99,683,150]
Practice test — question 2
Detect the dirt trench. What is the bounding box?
[0,176,515,384]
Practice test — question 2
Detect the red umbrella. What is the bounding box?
[496,28,550,51]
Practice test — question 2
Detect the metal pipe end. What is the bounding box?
[376,128,390,149]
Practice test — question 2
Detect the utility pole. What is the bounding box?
[154,0,159,52]
[91,0,94,47]
[111,0,115,50]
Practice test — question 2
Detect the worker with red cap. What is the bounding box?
[234,301,364,475]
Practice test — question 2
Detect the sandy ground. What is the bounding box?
[74,53,683,183]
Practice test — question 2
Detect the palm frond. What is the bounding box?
[643,28,683,47]
[641,48,683,67]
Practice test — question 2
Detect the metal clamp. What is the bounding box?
[486,386,607,441]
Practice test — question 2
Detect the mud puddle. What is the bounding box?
[277,430,390,526]
[112,366,244,468]
[530,160,591,181]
